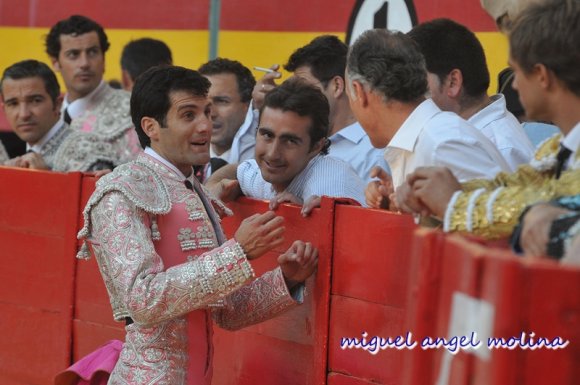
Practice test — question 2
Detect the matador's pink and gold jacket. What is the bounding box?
[77,152,299,385]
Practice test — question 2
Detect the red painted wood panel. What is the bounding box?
[473,253,525,385]
[212,331,314,384]
[328,295,407,384]
[402,229,446,385]
[74,255,119,328]
[72,320,125,362]
[0,167,81,385]
[332,205,416,307]
[213,197,336,385]
[73,175,124,359]
[427,236,486,385]
[403,231,486,385]
[522,262,580,385]
[327,372,381,385]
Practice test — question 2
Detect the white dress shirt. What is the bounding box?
[229,101,259,164]
[237,155,366,206]
[62,80,108,120]
[468,94,534,172]
[384,99,511,189]
[205,102,258,179]
[562,122,580,168]
[328,121,390,183]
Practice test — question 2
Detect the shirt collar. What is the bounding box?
[27,119,65,153]
[144,146,194,182]
[329,121,366,144]
[210,146,231,160]
[388,99,440,152]
[468,94,505,128]
[284,154,323,195]
[563,122,580,152]
[227,100,257,162]
[62,80,107,120]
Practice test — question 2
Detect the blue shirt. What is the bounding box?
[328,121,390,183]
[237,155,366,206]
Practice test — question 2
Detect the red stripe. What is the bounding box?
[220,0,355,32]
[0,0,209,29]
[0,0,498,32]
[416,0,497,31]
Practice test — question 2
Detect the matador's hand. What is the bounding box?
[235,211,285,260]
[278,240,318,287]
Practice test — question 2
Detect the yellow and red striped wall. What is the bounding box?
[0,0,506,86]
[0,0,508,134]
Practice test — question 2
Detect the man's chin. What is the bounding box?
[192,154,210,166]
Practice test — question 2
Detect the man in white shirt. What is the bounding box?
[45,15,140,165]
[346,29,510,210]
[408,18,534,172]
[198,58,258,180]
[283,35,389,184]
[396,0,580,246]
[207,79,366,211]
[0,60,114,171]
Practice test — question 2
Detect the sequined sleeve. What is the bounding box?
[445,167,580,239]
[213,267,300,331]
[460,164,548,192]
[88,191,255,326]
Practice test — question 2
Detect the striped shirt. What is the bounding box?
[237,155,366,206]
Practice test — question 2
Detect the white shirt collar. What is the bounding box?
[62,80,107,120]
[210,146,231,161]
[227,100,256,163]
[330,121,366,144]
[144,147,193,181]
[468,94,505,128]
[562,122,580,152]
[388,99,440,152]
[27,118,65,153]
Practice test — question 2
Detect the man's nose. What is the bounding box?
[79,52,90,68]
[210,107,218,120]
[18,103,32,119]
[266,140,282,159]
[198,115,211,133]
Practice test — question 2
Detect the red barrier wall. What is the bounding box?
[403,232,580,385]
[0,167,81,385]
[72,176,125,361]
[0,168,579,385]
[328,206,416,384]
[212,197,337,385]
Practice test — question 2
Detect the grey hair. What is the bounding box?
[346,29,427,103]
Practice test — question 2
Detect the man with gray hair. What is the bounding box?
[397,0,580,253]
[346,29,510,210]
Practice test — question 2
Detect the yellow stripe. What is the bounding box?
[0,27,507,95]
[476,32,510,94]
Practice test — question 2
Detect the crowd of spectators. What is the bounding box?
[2,1,578,264]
